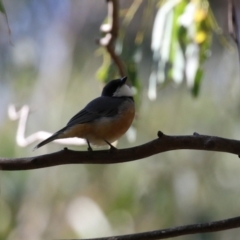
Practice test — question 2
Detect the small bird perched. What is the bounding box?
[34,76,135,151]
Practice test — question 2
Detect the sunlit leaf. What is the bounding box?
[169,0,188,83]
[150,0,214,98]
[172,42,184,84]
[195,31,207,44]
[194,8,207,22]
[185,43,199,88]
[148,71,157,100]
[152,0,180,57]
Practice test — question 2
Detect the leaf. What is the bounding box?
[148,71,157,101]
[0,0,6,13]
[96,50,112,82]
[0,0,12,45]
[192,69,203,97]
[169,0,187,83]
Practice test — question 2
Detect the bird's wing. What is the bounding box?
[66,97,123,127]
[34,97,127,149]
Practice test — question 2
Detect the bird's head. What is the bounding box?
[101,76,133,97]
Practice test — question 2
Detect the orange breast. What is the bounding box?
[62,100,135,146]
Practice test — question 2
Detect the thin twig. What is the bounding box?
[98,0,126,76]
[1,132,240,171]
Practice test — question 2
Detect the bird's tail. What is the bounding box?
[33,127,67,150]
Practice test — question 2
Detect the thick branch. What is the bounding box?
[1,132,240,171]
[76,215,240,240]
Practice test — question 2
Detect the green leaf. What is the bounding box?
[0,0,6,14]
[192,69,203,97]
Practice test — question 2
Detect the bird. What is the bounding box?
[34,76,135,151]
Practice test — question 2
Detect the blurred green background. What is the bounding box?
[1,0,240,239]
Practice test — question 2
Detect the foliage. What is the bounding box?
[151,0,215,98]
[96,0,217,99]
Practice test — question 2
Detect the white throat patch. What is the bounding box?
[113,84,133,97]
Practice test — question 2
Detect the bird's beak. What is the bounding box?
[120,76,127,86]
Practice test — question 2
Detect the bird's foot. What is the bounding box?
[104,140,117,151]
[87,139,93,151]
[88,146,93,151]
[109,145,117,151]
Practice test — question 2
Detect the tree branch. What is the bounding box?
[72,215,240,240]
[2,132,240,238]
[1,132,240,171]
[98,0,126,77]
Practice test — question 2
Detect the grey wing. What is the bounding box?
[66,97,122,127]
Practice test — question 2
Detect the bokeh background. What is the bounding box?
[1,0,240,239]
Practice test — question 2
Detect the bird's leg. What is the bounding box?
[104,140,117,151]
[86,139,93,151]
